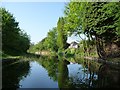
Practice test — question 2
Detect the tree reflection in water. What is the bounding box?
[97,63,120,88]
[58,59,69,88]
[2,59,30,89]
[64,59,99,88]
[36,56,59,81]
[37,56,120,88]
[68,58,120,88]
[3,56,119,88]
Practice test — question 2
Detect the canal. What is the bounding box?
[2,56,120,88]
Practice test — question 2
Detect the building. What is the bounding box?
[69,41,78,48]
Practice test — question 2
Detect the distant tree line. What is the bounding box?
[28,18,69,54]
[1,8,30,56]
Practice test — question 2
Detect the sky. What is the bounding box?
[1,1,80,44]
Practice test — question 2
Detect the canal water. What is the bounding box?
[2,56,120,88]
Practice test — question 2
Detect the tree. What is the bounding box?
[18,30,30,53]
[64,2,120,58]
[57,17,67,50]
[30,27,59,53]
[1,8,30,55]
[44,27,58,52]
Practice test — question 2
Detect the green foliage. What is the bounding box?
[64,2,83,36]
[30,17,68,54]
[64,2,120,41]
[58,48,64,57]
[64,2,120,58]
[28,37,47,53]
[57,17,67,50]
[29,27,58,53]
[44,27,58,52]
[1,8,30,55]
[65,48,75,58]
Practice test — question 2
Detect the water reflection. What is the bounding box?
[38,57,99,88]
[65,58,99,88]
[97,63,120,88]
[36,56,59,82]
[2,59,30,88]
[2,56,120,88]
[58,60,69,88]
[67,58,120,88]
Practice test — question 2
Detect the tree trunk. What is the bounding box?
[95,36,106,59]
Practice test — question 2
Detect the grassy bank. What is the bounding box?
[1,52,21,59]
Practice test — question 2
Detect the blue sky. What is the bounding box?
[1,2,80,44]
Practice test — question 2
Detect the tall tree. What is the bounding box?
[57,17,67,50]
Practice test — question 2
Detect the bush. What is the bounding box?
[65,48,75,57]
[58,48,64,57]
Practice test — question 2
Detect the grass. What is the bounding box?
[1,52,24,60]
